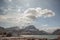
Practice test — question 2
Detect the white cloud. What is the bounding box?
[17,9,21,12]
[0,7,55,27]
[40,26,60,33]
[42,9,55,18]
[8,0,12,2]
[37,24,60,33]
[42,24,48,27]
[24,8,55,20]
[26,3,30,7]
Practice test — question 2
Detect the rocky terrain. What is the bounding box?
[0,25,60,36]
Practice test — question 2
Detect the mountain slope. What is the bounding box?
[52,29,60,35]
[20,25,48,35]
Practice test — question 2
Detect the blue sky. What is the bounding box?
[0,0,60,32]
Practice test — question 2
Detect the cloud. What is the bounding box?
[40,26,60,33]
[42,9,55,18]
[8,0,12,2]
[0,7,55,27]
[36,24,60,33]
[42,24,48,27]
[24,8,55,20]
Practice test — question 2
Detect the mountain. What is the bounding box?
[24,25,39,32]
[5,25,49,35]
[1,25,60,36]
[0,26,7,37]
[0,26,6,32]
[6,26,20,36]
[52,29,60,35]
[6,26,20,34]
[0,26,5,30]
[20,25,39,35]
[20,25,48,35]
[6,26,20,31]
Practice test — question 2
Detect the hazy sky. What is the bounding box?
[0,0,60,32]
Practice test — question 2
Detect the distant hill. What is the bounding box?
[6,26,20,36]
[20,25,49,35]
[0,25,60,36]
[24,25,39,32]
[5,25,49,35]
[0,26,5,30]
[0,26,5,35]
[6,26,20,31]
[52,29,60,35]
[0,26,6,32]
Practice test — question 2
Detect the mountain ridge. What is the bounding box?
[0,25,60,36]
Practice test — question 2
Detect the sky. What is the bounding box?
[0,0,60,32]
